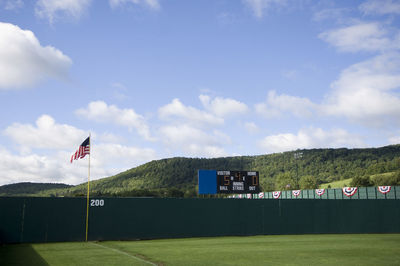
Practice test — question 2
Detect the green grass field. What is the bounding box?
[2,234,400,266]
[319,178,352,189]
[319,172,398,189]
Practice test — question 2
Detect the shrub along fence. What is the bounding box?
[1,195,399,244]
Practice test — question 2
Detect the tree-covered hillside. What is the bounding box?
[43,145,400,197]
[0,182,72,196]
[2,145,400,197]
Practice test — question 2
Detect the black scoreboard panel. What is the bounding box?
[216,170,259,194]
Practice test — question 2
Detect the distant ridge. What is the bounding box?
[0,182,72,196]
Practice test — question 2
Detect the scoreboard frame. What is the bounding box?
[217,170,259,194]
[198,170,260,194]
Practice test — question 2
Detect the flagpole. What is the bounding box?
[85,133,91,242]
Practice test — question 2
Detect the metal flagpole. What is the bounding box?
[85,133,91,242]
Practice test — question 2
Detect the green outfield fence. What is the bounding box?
[1,189,399,244]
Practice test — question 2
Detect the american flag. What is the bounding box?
[70,136,90,163]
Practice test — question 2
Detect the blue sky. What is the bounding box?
[1,0,400,185]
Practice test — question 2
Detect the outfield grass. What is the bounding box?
[319,178,352,189]
[319,172,397,189]
[1,234,400,266]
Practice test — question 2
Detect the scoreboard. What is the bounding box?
[217,170,259,194]
[198,170,259,194]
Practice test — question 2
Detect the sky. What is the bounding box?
[1,0,400,186]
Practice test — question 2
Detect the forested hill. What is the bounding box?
[31,145,400,197]
[2,145,400,197]
[0,182,72,196]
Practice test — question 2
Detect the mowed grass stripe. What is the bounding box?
[90,242,158,266]
[1,234,400,265]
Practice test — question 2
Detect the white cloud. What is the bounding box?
[76,101,154,141]
[35,0,92,23]
[316,17,400,128]
[254,53,400,128]
[319,22,398,53]
[0,121,98,185]
[322,53,400,127]
[388,134,400,144]
[84,142,157,183]
[3,115,87,153]
[109,0,160,10]
[259,127,365,153]
[159,124,229,158]
[0,114,158,185]
[94,143,157,168]
[243,0,287,18]
[199,95,248,117]
[0,142,158,186]
[0,147,66,185]
[98,132,123,143]
[360,0,400,15]
[158,98,224,126]
[158,96,241,157]
[0,22,72,90]
[0,148,105,186]
[255,90,316,118]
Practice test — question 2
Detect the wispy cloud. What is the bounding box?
[319,22,399,53]
[359,0,400,15]
[109,0,160,10]
[244,122,260,134]
[312,7,350,22]
[2,0,24,10]
[243,0,287,18]
[35,0,92,23]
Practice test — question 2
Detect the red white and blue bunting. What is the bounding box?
[378,186,391,194]
[342,187,357,197]
[315,189,325,196]
[292,190,301,197]
[272,191,281,199]
[232,185,397,200]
